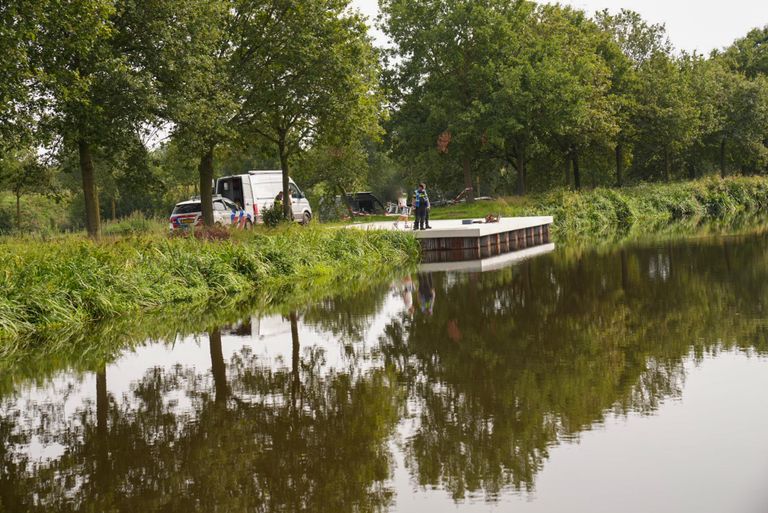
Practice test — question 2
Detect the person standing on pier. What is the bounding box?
[413,182,432,230]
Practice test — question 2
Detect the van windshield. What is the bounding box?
[172,203,200,215]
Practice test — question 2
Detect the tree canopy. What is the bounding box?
[1,0,768,231]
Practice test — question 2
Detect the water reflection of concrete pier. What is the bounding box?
[419,242,555,273]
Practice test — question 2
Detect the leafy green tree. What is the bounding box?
[0,151,58,230]
[672,50,768,179]
[721,25,768,78]
[0,1,45,154]
[295,140,370,217]
[483,5,538,195]
[683,55,724,178]
[29,0,161,239]
[150,140,203,211]
[239,0,381,220]
[714,72,768,175]
[381,0,524,200]
[595,9,671,186]
[632,53,700,180]
[534,5,617,190]
[594,9,671,66]
[153,0,249,227]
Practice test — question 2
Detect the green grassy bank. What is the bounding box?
[0,226,419,348]
[429,177,768,241]
[4,176,768,351]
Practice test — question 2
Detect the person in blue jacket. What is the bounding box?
[413,182,432,230]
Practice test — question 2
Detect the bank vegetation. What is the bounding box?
[0,227,419,348]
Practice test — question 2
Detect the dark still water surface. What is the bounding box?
[3,233,768,513]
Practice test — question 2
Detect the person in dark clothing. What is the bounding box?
[413,182,432,230]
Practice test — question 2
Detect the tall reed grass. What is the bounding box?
[430,176,768,241]
[0,225,419,347]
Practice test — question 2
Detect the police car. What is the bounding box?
[169,196,245,231]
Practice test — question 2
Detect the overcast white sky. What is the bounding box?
[351,0,768,55]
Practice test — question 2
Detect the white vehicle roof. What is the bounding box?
[175,195,230,207]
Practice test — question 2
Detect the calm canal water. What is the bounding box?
[2,231,768,512]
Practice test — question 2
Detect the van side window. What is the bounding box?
[289,183,301,198]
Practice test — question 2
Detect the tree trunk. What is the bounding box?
[15,191,21,231]
[663,146,671,181]
[720,138,726,178]
[209,328,228,404]
[279,141,292,220]
[198,146,215,227]
[337,184,354,218]
[515,152,526,196]
[615,143,624,187]
[78,139,101,240]
[572,150,581,191]
[111,197,117,220]
[564,155,571,188]
[462,158,474,202]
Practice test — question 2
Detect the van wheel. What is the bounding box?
[244,219,253,230]
[302,212,312,225]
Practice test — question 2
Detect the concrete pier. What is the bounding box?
[353,216,554,263]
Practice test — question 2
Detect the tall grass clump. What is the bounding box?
[102,212,167,237]
[544,177,768,239]
[431,176,768,241]
[0,225,419,345]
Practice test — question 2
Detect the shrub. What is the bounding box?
[102,212,164,236]
[261,202,287,228]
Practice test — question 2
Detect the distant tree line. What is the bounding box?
[1,0,767,237]
[381,1,768,199]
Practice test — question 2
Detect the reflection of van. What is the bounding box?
[215,170,313,224]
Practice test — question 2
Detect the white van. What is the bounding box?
[215,170,313,224]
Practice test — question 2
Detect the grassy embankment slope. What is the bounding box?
[3,176,768,351]
[0,226,419,348]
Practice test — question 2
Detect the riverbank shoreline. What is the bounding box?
[3,176,768,352]
[0,226,420,350]
[427,176,768,241]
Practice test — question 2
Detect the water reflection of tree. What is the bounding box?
[0,320,402,512]
[4,236,768,509]
[302,282,392,347]
[380,237,768,500]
